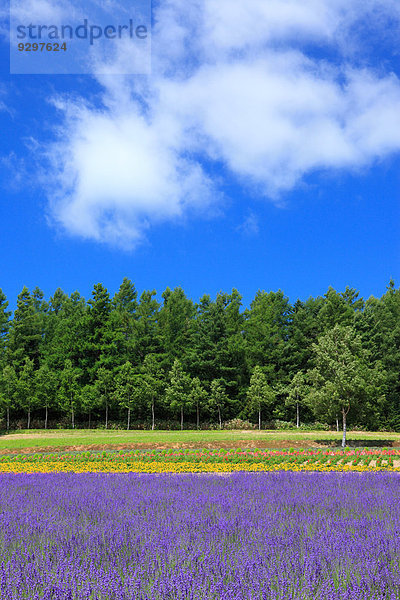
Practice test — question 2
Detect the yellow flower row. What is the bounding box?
[0,461,399,474]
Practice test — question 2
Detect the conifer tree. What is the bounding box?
[244,290,292,387]
[115,361,137,430]
[0,289,11,362]
[0,365,17,432]
[80,384,99,429]
[159,287,195,365]
[58,359,81,428]
[35,364,58,429]
[16,357,35,429]
[111,278,138,366]
[135,290,161,361]
[83,283,112,382]
[166,359,192,430]
[95,367,114,429]
[190,377,207,430]
[140,354,165,430]
[8,287,42,370]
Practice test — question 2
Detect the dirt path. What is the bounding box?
[0,440,325,454]
[4,430,398,440]
[1,439,399,454]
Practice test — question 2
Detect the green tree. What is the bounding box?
[189,290,246,413]
[0,289,11,362]
[209,379,229,429]
[135,290,161,361]
[246,366,275,430]
[42,291,87,373]
[159,287,195,365]
[58,359,81,428]
[319,286,363,332]
[140,354,165,430]
[189,377,207,430]
[82,283,112,382]
[31,286,49,343]
[287,296,325,375]
[244,290,292,388]
[166,359,192,430]
[0,365,17,432]
[16,357,35,429]
[285,371,309,428]
[115,361,137,430]
[355,280,400,430]
[214,290,247,411]
[94,367,114,429]
[307,325,383,447]
[35,364,58,429]
[80,384,99,429]
[8,287,42,370]
[48,288,69,315]
[111,278,138,366]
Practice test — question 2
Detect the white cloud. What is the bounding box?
[43,0,400,247]
[0,0,9,41]
[0,83,12,116]
[157,54,362,194]
[238,212,260,237]
[47,99,217,248]
[10,0,73,23]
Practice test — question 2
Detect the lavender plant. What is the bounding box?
[0,472,399,599]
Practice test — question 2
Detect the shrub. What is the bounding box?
[223,418,257,430]
[350,425,367,432]
[274,420,296,430]
[298,421,330,431]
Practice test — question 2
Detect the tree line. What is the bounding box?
[0,279,399,441]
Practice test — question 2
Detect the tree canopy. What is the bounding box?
[0,280,397,432]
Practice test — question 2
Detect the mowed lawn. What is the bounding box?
[0,428,399,451]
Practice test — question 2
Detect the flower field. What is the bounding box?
[0,447,398,473]
[0,471,400,599]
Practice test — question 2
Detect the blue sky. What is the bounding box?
[0,0,399,310]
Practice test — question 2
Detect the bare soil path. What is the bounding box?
[1,439,400,455]
[0,429,399,454]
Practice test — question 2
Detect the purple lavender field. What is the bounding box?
[0,472,399,600]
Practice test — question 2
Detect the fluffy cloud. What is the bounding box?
[0,85,6,112]
[238,212,260,237]
[10,0,73,25]
[44,0,400,247]
[47,98,217,247]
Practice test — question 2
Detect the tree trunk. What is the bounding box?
[259,407,261,431]
[180,406,184,431]
[6,407,9,433]
[127,407,131,431]
[105,402,108,430]
[27,407,30,430]
[296,399,299,429]
[71,392,75,429]
[45,403,48,430]
[151,397,155,431]
[196,401,199,430]
[336,417,339,432]
[341,408,347,448]
[88,411,91,429]
[218,406,222,430]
